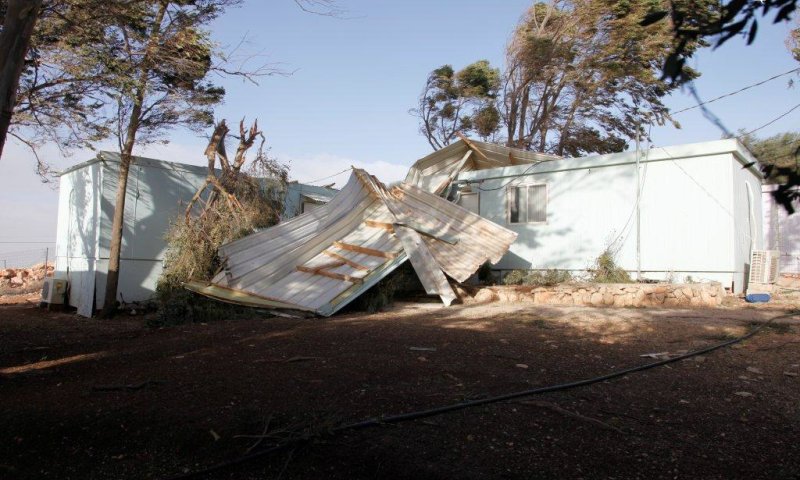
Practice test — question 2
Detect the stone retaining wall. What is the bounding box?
[460,282,726,308]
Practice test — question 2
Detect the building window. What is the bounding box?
[457,192,479,215]
[508,184,546,224]
[302,201,322,214]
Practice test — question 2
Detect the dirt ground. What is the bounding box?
[1,299,799,480]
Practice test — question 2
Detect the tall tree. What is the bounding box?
[413,60,501,150]
[12,0,260,315]
[502,0,710,156]
[414,0,714,156]
[0,0,42,158]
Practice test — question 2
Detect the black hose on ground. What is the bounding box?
[165,310,798,480]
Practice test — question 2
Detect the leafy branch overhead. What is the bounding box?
[641,0,798,83]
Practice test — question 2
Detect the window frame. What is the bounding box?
[507,183,548,225]
[457,191,480,215]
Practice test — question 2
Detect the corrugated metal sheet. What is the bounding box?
[405,139,560,193]
[189,168,517,316]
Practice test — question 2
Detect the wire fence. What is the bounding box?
[0,247,53,270]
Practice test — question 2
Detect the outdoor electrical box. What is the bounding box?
[41,278,68,305]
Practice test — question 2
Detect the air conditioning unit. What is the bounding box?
[41,278,68,305]
[749,250,780,287]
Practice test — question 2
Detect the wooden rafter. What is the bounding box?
[296,265,363,284]
[322,250,370,271]
[455,132,503,165]
[333,241,398,259]
[364,220,394,232]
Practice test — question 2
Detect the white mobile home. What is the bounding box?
[54,152,335,316]
[434,139,763,293]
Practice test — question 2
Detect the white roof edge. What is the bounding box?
[458,138,764,181]
[56,151,210,177]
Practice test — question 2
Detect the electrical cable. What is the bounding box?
[738,103,800,138]
[303,167,351,185]
[163,310,799,480]
[477,158,557,192]
[673,67,800,115]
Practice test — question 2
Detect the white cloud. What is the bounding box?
[279,152,409,188]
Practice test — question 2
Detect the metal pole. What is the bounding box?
[635,126,641,281]
[44,247,48,270]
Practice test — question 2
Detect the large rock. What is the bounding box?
[473,288,499,304]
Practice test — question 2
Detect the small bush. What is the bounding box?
[346,263,424,313]
[148,289,255,328]
[477,262,495,284]
[588,249,631,283]
[155,123,288,326]
[502,268,572,286]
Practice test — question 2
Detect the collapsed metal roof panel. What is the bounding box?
[191,168,517,316]
[405,139,560,193]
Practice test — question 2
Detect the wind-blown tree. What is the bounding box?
[502,0,711,156]
[11,0,266,315]
[413,60,501,150]
[415,0,714,155]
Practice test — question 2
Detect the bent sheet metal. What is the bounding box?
[186,168,517,316]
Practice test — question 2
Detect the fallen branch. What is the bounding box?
[92,380,164,392]
[513,400,628,435]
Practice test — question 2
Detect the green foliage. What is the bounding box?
[11,0,247,173]
[502,268,573,286]
[149,289,250,328]
[652,0,791,83]
[413,60,502,149]
[588,249,632,283]
[477,262,495,284]
[739,131,800,185]
[414,0,715,157]
[346,263,424,314]
[156,141,288,325]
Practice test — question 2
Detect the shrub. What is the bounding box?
[588,249,632,283]
[503,268,572,286]
[345,263,424,313]
[156,123,288,326]
[477,262,495,284]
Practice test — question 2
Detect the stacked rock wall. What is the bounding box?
[462,282,726,308]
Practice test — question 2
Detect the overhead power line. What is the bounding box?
[673,67,800,115]
[738,102,800,138]
[304,167,351,185]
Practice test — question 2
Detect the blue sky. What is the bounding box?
[1,0,799,256]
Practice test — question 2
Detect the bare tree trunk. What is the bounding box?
[100,1,168,316]
[0,0,42,159]
[102,148,134,314]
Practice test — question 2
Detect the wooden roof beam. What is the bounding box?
[364,220,394,232]
[322,250,370,271]
[333,241,399,259]
[455,132,503,165]
[296,265,364,284]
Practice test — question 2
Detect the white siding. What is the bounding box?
[732,158,764,290]
[54,163,101,315]
[93,160,209,307]
[460,141,763,292]
[639,153,735,287]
